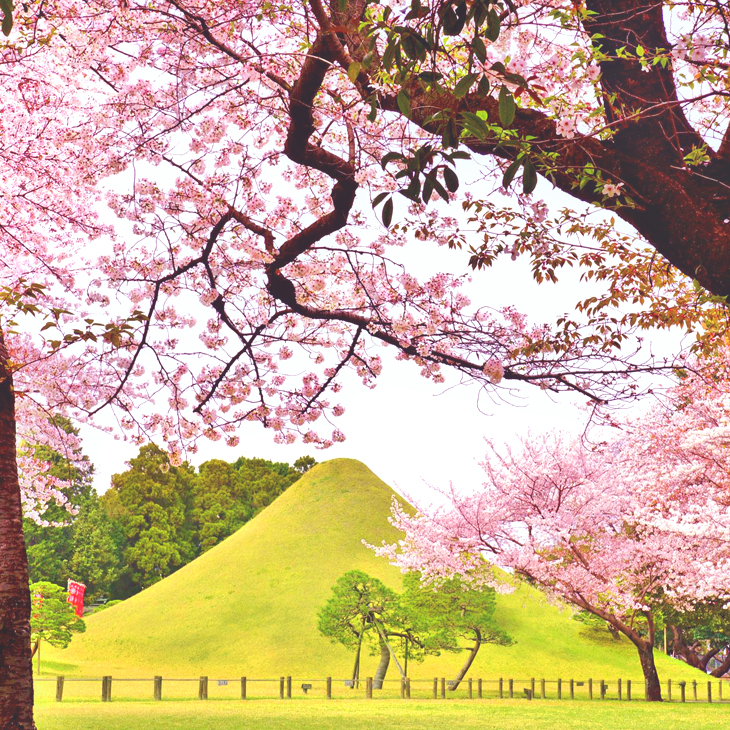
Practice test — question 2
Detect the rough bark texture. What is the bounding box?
[637,641,663,701]
[372,638,390,690]
[0,330,35,729]
[448,628,481,691]
[360,1,730,298]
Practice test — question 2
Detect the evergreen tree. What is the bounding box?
[108,444,196,591]
[67,494,121,603]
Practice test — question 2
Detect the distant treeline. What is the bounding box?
[23,441,315,602]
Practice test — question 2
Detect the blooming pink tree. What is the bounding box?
[3,0,730,725]
[380,369,730,700]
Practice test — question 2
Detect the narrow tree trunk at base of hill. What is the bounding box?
[372,637,390,690]
[449,628,481,691]
[0,330,35,729]
[710,651,730,678]
[637,642,662,701]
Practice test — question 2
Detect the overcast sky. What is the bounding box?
[78,179,684,507]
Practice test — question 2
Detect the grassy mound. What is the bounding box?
[44,458,704,683]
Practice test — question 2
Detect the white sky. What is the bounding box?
[78,174,686,507]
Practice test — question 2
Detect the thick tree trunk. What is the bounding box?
[0,330,35,728]
[637,641,662,701]
[372,637,390,690]
[449,628,481,691]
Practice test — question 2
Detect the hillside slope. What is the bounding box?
[45,458,703,683]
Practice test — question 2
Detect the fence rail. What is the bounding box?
[34,675,730,704]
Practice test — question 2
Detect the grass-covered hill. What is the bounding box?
[44,458,704,683]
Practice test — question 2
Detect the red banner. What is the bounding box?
[67,580,86,618]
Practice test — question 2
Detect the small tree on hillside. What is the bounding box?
[402,572,512,690]
[319,570,420,689]
[29,581,85,675]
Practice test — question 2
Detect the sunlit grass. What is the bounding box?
[35,698,730,730]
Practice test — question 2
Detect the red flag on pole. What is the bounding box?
[67,580,86,618]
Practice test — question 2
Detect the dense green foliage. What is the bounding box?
[29,581,85,659]
[24,436,315,601]
[319,570,513,688]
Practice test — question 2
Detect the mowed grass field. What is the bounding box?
[34,698,730,730]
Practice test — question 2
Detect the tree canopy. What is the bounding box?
[382,367,730,700]
[4,0,730,725]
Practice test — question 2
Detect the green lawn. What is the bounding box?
[34,698,730,730]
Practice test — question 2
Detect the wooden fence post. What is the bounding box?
[286,676,292,699]
[679,681,686,703]
[241,676,247,700]
[366,677,373,699]
[326,676,332,700]
[667,679,671,702]
[557,678,562,700]
[468,678,473,699]
[279,677,285,700]
[441,677,446,699]
[588,678,593,700]
[693,680,698,701]
[154,675,162,701]
[570,679,574,700]
[55,676,64,703]
[541,678,545,699]
[499,678,503,699]
[618,678,622,701]
[199,676,208,700]
[433,677,437,699]
[531,678,535,699]
[400,677,405,699]
[406,678,411,699]
[508,678,513,699]
[101,676,112,702]
[719,680,722,702]
[708,681,712,703]
[478,678,483,699]
[600,680,606,700]
[627,679,631,701]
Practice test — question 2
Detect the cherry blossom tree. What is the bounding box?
[379,367,730,701]
[3,0,730,725]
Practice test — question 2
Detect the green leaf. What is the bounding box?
[397,89,411,118]
[484,8,501,42]
[0,0,12,36]
[461,111,489,140]
[477,75,490,97]
[442,1,467,36]
[418,71,443,84]
[502,158,522,189]
[381,151,404,168]
[399,178,421,202]
[382,197,394,228]
[522,158,538,194]
[443,167,459,193]
[367,95,377,123]
[431,176,449,202]
[372,192,389,208]
[472,36,487,63]
[498,86,516,127]
[347,62,361,83]
[422,176,434,203]
[453,73,478,99]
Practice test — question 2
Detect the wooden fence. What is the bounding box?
[35,675,730,704]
